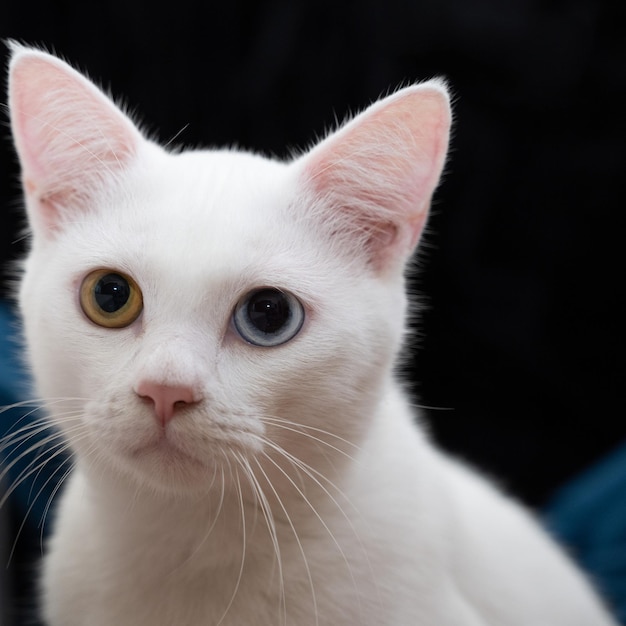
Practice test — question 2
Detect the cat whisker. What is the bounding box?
[259,446,364,602]
[215,459,248,626]
[0,411,83,456]
[0,396,85,414]
[260,414,362,453]
[26,434,69,502]
[0,427,81,510]
[234,451,287,626]
[38,460,75,553]
[2,425,87,567]
[252,434,357,512]
[252,457,320,626]
[165,457,227,579]
[0,401,84,455]
[7,449,75,567]
[0,398,83,442]
[1,429,68,496]
[0,413,84,529]
[253,435,383,619]
[410,402,455,412]
[163,123,190,149]
[259,417,360,471]
[0,411,82,456]
[96,126,124,172]
[10,107,133,200]
[0,419,55,455]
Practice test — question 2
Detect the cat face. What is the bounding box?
[9,45,450,494]
[20,149,402,491]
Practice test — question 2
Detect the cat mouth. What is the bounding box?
[109,408,265,481]
[129,437,211,470]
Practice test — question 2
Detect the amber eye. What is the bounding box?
[80,270,143,328]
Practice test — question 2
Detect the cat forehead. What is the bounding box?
[139,147,293,223]
[94,147,294,248]
[62,147,324,290]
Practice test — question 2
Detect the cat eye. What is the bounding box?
[233,288,304,347]
[80,270,143,328]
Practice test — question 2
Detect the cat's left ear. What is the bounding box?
[298,82,451,274]
[8,44,143,239]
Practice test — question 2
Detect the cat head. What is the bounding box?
[8,44,450,494]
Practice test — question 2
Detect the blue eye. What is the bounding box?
[233,288,304,347]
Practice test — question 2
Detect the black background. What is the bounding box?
[1,0,624,511]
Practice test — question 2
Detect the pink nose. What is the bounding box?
[135,381,198,425]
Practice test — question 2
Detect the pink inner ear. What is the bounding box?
[9,51,140,234]
[302,85,450,271]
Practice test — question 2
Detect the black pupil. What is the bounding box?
[94,274,131,313]
[247,290,290,334]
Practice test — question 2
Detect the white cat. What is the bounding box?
[6,44,617,625]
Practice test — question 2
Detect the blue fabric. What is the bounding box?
[545,440,626,624]
[0,300,69,539]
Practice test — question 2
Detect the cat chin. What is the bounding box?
[105,443,228,496]
[83,424,265,496]
[72,394,268,492]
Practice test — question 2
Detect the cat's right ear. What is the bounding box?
[8,44,142,239]
[297,82,451,276]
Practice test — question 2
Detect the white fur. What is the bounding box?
[7,46,617,625]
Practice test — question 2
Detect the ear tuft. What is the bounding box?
[300,82,451,274]
[8,46,142,237]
